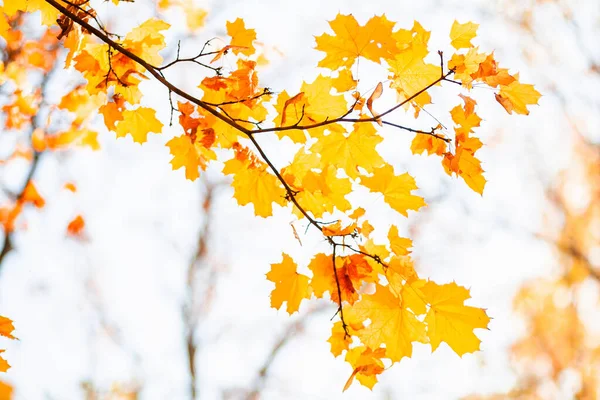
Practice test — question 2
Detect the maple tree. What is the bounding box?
[0,0,542,391]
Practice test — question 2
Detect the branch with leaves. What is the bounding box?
[4,1,541,390]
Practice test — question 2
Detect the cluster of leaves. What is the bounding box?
[3,0,540,390]
[0,9,91,241]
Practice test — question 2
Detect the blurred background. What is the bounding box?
[0,0,598,399]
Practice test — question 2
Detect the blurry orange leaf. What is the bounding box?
[0,381,12,399]
[66,215,85,236]
[0,352,9,374]
[63,182,77,192]
[22,182,45,208]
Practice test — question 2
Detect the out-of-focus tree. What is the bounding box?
[464,0,599,398]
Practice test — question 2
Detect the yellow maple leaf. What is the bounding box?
[387,225,412,256]
[328,321,352,357]
[124,18,171,66]
[360,165,426,217]
[332,68,357,92]
[295,165,352,218]
[166,133,216,181]
[388,46,440,111]
[315,14,397,70]
[349,284,427,362]
[495,79,542,115]
[449,20,479,50]
[115,108,163,143]
[223,153,287,218]
[310,123,384,179]
[299,75,349,136]
[410,133,447,156]
[266,253,311,314]
[421,281,490,356]
[3,0,60,26]
[226,18,256,56]
[343,346,386,391]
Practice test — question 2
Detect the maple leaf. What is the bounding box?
[328,321,352,357]
[331,68,357,92]
[124,18,170,65]
[295,166,352,218]
[348,284,427,362]
[115,108,163,144]
[99,101,124,131]
[322,221,356,237]
[451,94,481,137]
[443,136,486,195]
[495,79,542,115]
[266,253,311,314]
[388,45,440,112]
[226,18,256,56]
[166,131,216,181]
[388,225,412,256]
[310,123,384,179]
[315,14,397,70]
[449,20,479,50]
[297,75,349,136]
[223,148,287,217]
[3,0,60,26]
[343,346,386,391]
[0,317,16,340]
[360,165,426,217]
[410,133,447,156]
[308,253,358,305]
[421,281,490,356]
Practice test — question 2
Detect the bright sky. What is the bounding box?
[0,0,598,399]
